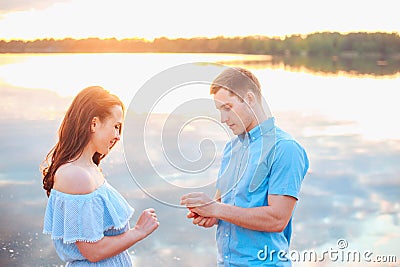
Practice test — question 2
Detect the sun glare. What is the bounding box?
[0,0,398,41]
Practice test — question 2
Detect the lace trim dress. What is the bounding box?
[43,180,135,266]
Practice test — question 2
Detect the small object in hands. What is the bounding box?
[188,207,200,218]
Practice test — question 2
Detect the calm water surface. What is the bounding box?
[0,53,399,266]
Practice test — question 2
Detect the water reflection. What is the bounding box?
[0,54,399,266]
[0,81,71,121]
[218,55,400,78]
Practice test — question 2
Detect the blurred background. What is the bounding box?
[0,0,399,266]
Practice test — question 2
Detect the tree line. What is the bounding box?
[1,32,399,59]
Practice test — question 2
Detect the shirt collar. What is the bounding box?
[238,117,275,143]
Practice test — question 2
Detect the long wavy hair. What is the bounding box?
[41,86,124,197]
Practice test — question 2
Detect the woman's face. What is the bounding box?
[91,105,123,155]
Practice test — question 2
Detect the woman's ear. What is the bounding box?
[90,117,99,133]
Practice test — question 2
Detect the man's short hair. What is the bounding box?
[210,67,261,102]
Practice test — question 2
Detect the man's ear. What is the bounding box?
[90,117,99,133]
[245,91,256,107]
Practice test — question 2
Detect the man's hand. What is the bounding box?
[180,192,219,218]
[187,211,218,228]
[181,192,219,217]
[181,191,221,228]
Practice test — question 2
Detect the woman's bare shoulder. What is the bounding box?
[53,163,97,195]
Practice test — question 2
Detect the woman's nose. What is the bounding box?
[115,131,121,141]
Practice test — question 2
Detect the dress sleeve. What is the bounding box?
[43,184,134,244]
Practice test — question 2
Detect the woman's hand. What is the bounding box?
[134,208,159,240]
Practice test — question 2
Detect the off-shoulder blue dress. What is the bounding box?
[43,180,135,266]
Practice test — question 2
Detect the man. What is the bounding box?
[180,67,309,266]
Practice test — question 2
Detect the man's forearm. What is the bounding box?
[215,203,285,232]
[214,194,297,232]
[181,192,296,232]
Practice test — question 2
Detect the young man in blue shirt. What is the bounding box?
[181,67,309,266]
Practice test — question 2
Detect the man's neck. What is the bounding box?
[246,106,269,132]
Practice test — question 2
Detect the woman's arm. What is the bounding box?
[54,165,159,262]
[76,208,159,263]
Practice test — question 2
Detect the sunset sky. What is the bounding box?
[0,0,398,41]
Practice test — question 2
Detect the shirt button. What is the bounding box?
[225,233,229,237]
[225,255,228,259]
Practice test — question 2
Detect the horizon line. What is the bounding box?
[1,30,399,42]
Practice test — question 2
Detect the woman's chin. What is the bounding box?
[97,149,109,156]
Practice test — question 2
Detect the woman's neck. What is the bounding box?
[73,145,97,167]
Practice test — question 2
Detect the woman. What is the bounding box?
[42,86,159,266]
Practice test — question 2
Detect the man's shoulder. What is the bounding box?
[275,126,294,142]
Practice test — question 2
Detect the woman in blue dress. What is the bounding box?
[42,86,159,266]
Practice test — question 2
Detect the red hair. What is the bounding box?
[41,86,124,197]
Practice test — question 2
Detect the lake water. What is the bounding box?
[0,53,399,266]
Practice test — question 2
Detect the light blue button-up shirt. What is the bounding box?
[216,117,309,266]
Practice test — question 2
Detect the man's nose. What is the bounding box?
[220,112,228,123]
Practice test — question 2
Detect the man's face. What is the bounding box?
[213,88,256,135]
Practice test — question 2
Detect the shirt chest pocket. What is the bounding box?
[248,162,270,193]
